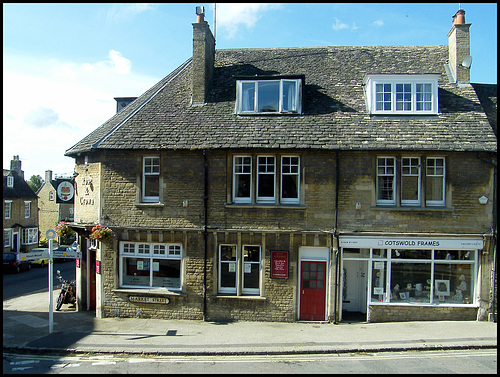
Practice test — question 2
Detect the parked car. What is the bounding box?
[53,246,72,263]
[3,253,32,273]
[29,248,49,267]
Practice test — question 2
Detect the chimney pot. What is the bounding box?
[452,9,466,25]
[196,6,205,23]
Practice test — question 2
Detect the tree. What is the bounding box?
[27,175,44,193]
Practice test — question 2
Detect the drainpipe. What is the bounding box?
[203,149,209,321]
[333,150,341,324]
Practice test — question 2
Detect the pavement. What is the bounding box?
[3,290,497,356]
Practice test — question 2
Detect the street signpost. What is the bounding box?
[17,233,81,334]
[46,229,56,334]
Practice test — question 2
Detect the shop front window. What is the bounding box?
[433,262,474,304]
[120,242,182,289]
[362,248,477,306]
[390,262,431,304]
[371,260,387,302]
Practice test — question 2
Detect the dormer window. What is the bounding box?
[7,176,14,188]
[364,74,439,115]
[235,76,303,115]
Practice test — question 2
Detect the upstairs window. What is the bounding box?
[426,157,446,206]
[24,201,31,218]
[376,155,446,207]
[7,176,14,188]
[364,74,439,115]
[232,154,301,205]
[142,156,160,203]
[236,77,302,114]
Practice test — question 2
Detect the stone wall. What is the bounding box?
[368,304,477,322]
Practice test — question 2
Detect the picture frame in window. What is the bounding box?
[435,279,450,296]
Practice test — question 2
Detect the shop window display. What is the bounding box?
[354,248,477,306]
[390,262,431,303]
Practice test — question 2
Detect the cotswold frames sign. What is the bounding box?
[339,236,484,250]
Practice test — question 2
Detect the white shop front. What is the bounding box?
[338,235,483,322]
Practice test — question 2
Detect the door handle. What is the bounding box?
[302,290,304,294]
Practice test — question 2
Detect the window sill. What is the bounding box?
[371,206,453,212]
[113,288,185,297]
[212,294,267,301]
[135,202,165,208]
[226,203,305,210]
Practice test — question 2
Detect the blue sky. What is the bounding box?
[3,3,497,180]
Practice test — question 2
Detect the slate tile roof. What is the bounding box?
[65,45,497,157]
[3,171,37,199]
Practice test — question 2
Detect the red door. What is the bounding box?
[300,261,326,320]
[89,248,96,310]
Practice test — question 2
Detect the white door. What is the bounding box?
[342,260,367,314]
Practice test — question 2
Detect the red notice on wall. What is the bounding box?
[96,260,101,274]
[271,251,288,279]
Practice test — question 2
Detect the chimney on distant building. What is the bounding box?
[114,97,137,113]
[447,8,471,85]
[191,6,215,105]
[10,155,24,179]
[45,170,53,183]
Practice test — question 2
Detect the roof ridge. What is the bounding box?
[89,57,192,150]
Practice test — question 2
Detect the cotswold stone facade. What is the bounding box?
[66,9,496,323]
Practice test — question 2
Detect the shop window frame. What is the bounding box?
[119,241,183,290]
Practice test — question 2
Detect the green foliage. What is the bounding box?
[27,174,44,193]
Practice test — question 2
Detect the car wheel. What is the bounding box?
[40,261,44,268]
[15,266,20,274]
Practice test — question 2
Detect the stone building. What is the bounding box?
[3,156,39,254]
[65,8,496,322]
[37,170,75,243]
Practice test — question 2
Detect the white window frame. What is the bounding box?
[119,241,183,290]
[142,156,160,203]
[218,244,261,296]
[280,155,301,204]
[233,155,252,204]
[5,200,12,220]
[401,157,421,206]
[219,244,238,294]
[426,157,446,206]
[364,74,439,115]
[7,176,14,188]
[242,245,261,295]
[49,191,54,201]
[235,78,302,114]
[256,155,276,203]
[21,227,38,245]
[376,157,396,205]
[24,201,31,218]
[4,228,13,248]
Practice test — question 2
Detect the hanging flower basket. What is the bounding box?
[54,221,73,237]
[89,224,113,242]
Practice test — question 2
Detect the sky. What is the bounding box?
[3,3,497,181]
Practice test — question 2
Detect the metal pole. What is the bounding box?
[48,238,53,333]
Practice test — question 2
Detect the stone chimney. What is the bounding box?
[45,170,53,183]
[447,8,471,84]
[10,155,24,179]
[191,6,215,105]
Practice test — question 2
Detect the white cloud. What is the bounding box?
[373,19,384,27]
[214,3,282,39]
[332,17,360,31]
[106,3,158,21]
[332,17,349,31]
[3,51,159,179]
